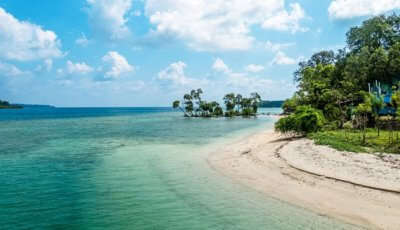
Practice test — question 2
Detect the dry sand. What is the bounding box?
[208,129,400,230]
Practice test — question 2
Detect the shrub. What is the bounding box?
[275,115,297,134]
[282,95,300,115]
[343,121,353,130]
[323,121,339,131]
[275,106,325,135]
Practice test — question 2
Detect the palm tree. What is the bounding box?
[235,94,243,114]
[192,88,203,105]
[224,93,236,116]
[183,94,194,116]
[209,101,223,116]
[241,98,253,116]
[173,100,189,117]
[251,92,262,114]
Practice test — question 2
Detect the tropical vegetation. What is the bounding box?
[275,14,400,153]
[173,89,262,117]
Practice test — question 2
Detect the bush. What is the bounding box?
[282,95,300,115]
[323,121,339,131]
[275,106,325,135]
[275,115,297,134]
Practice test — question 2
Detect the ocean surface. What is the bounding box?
[0,107,360,230]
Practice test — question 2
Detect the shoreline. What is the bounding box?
[208,128,400,230]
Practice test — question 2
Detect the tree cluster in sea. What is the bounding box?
[173,89,261,117]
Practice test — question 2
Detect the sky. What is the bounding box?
[0,0,400,107]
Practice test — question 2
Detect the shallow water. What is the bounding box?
[0,107,361,229]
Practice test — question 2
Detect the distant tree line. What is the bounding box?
[0,100,22,109]
[259,100,284,108]
[173,89,261,117]
[0,100,10,106]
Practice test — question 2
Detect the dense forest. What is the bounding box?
[276,14,400,153]
[173,89,261,117]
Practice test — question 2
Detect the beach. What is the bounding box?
[208,128,400,230]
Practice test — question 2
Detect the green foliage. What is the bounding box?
[173,89,262,118]
[323,121,340,131]
[355,92,373,143]
[224,92,261,117]
[392,90,400,109]
[275,115,297,134]
[284,14,400,153]
[308,131,367,153]
[291,14,400,119]
[355,92,373,115]
[309,130,400,154]
[343,121,353,130]
[282,94,300,115]
[275,106,325,135]
[371,93,384,116]
[286,14,400,130]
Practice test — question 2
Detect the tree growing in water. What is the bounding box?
[173,89,262,118]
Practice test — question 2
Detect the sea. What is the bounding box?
[0,107,361,230]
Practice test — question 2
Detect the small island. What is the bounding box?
[0,100,22,109]
[172,89,262,117]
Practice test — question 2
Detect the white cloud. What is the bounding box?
[158,61,191,85]
[329,0,400,19]
[86,0,133,40]
[75,33,90,47]
[212,58,231,73]
[145,0,307,51]
[271,51,297,65]
[0,62,28,77]
[262,3,308,33]
[264,40,295,52]
[0,7,62,61]
[226,72,273,91]
[102,51,134,78]
[245,64,265,73]
[209,58,295,99]
[44,59,53,72]
[157,61,210,91]
[67,60,94,75]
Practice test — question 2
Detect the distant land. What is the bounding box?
[259,100,284,108]
[15,104,55,108]
[0,104,23,109]
[0,100,55,109]
[0,100,22,109]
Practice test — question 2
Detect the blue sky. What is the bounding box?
[0,0,400,107]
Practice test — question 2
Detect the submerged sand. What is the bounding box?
[208,129,400,230]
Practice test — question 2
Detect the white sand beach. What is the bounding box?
[208,129,400,230]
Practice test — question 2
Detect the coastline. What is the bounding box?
[208,127,400,230]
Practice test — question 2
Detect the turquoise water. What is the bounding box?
[0,108,360,230]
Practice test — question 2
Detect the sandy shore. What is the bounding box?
[208,129,400,230]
